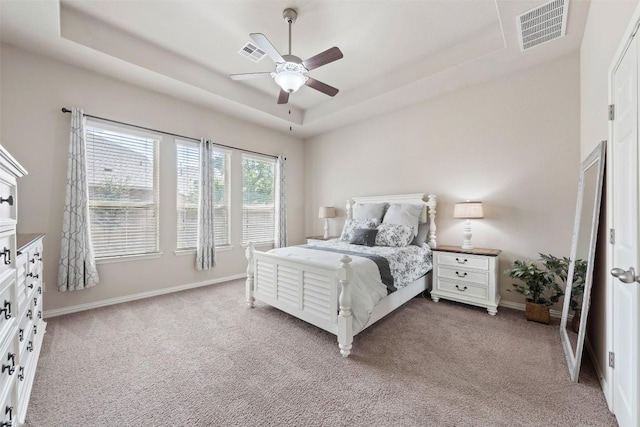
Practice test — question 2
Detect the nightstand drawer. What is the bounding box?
[435,252,489,271]
[436,279,488,300]
[436,266,489,286]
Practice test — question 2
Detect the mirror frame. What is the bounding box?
[560,140,606,383]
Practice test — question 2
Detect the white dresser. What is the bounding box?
[430,245,501,316]
[0,146,46,426]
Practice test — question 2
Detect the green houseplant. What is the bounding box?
[504,254,565,324]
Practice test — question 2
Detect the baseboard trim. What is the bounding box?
[584,336,612,411]
[44,274,247,318]
[498,300,565,319]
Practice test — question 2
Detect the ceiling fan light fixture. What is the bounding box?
[275,70,306,93]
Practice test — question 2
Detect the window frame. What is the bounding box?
[85,119,161,261]
[241,153,276,245]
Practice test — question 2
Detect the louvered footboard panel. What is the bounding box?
[302,272,333,321]
[277,265,299,306]
[255,260,275,295]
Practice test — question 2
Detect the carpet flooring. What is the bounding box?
[26,279,616,426]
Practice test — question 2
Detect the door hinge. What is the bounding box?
[609,351,615,368]
[610,228,615,244]
[609,104,615,121]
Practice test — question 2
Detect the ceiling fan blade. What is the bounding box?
[305,77,339,97]
[302,47,343,71]
[250,33,285,63]
[277,90,290,104]
[229,72,272,80]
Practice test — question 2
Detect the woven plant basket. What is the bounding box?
[525,301,550,324]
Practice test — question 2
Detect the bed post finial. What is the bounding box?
[337,255,354,357]
[427,194,437,248]
[245,242,255,308]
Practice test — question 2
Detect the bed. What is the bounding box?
[245,193,437,357]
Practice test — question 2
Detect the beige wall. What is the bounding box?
[304,53,581,309]
[0,43,305,313]
[580,0,640,405]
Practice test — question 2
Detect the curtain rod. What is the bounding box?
[61,108,282,160]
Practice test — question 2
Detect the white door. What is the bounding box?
[611,31,640,427]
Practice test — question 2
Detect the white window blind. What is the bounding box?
[86,122,159,258]
[242,154,276,244]
[176,140,229,249]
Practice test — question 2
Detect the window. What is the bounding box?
[176,140,230,249]
[242,154,276,244]
[86,122,159,258]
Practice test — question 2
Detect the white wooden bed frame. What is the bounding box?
[245,193,437,357]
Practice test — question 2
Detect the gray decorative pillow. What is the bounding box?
[382,204,423,237]
[411,222,429,246]
[375,223,415,247]
[352,202,388,223]
[349,228,378,246]
[340,218,377,241]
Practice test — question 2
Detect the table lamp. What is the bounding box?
[453,201,484,250]
[318,207,336,239]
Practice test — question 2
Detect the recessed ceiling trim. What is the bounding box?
[516,0,569,52]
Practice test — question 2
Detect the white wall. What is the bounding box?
[580,0,640,407]
[304,53,581,309]
[0,43,305,313]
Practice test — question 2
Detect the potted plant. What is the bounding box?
[504,255,565,324]
[539,254,588,332]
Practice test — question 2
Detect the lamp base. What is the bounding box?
[461,219,474,250]
[324,218,330,239]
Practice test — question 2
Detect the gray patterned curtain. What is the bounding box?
[274,155,287,248]
[195,138,216,270]
[58,108,100,291]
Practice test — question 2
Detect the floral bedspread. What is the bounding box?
[306,239,432,289]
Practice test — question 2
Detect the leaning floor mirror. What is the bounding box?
[560,140,606,382]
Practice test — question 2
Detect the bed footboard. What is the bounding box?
[245,244,355,357]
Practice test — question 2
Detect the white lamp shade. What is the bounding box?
[453,201,484,219]
[318,206,336,219]
[275,71,306,93]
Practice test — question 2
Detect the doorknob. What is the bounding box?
[610,267,640,284]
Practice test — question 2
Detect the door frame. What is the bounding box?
[607,1,640,415]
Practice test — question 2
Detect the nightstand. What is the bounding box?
[306,235,338,244]
[430,245,502,315]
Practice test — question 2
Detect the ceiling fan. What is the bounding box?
[229,8,343,105]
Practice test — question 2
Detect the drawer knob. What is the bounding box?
[0,195,13,206]
[0,248,10,266]
[455,271,468,278]
[455,257,468,264]
[455,285,468,292]
[0,301,10,320]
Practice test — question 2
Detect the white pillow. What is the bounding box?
[352,203,388,223]
[340,218,378,241]
[375,223,415,247]
[382,204,423,237]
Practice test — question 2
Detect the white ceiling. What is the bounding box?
[0,0,590,138]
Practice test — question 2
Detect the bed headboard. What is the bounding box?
[346,193,437,248]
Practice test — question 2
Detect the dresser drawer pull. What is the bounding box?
[2,353,15,376]
[0,248,10,265]
[29,258,35,264]
[0,301,11,320]
[38,311,42,319]
[26,309,32,320]
[455,257,468,264]
[455,271,468,278]
[27,284,33,290]
[455,285,468,292]
[38,287,42,295]
[5,405,12,421]
[0,195,13,206]
[33,298,38,307]
[18,329,23,342]
[27,273,39,279]
[26,341,33,352]
[17,366,24,382]
[33,325,37,335]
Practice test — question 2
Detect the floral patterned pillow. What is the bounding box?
[340,218,378,241]
[375,223,415,247]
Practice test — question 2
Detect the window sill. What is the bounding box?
[174,245,233,256]
[96,252,163,264]
[241,242,274,250]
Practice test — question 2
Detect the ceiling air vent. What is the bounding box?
[516,0,569,52]
[238,42,266,62]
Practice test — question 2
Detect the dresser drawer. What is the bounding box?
[0,374,15,427]
[435,252,489,271]
[435,278,489,300]
[0,230,14,279]
[0,274,15,341]
[0,330,17,402]
[0,172,15,223]
[436,266,489,286]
